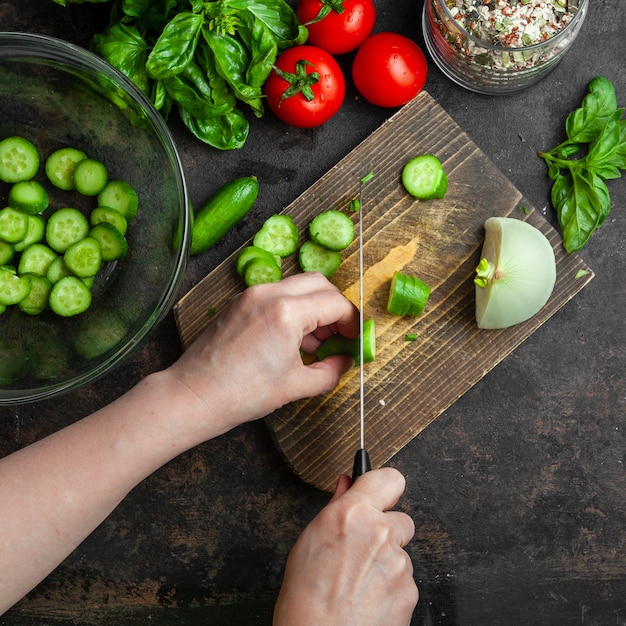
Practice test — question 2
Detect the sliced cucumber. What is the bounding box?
[90,206,128,236]
[0,240,14,265]
[72,158,109,196]
[401,154,448,200]
[49,275,92,317]
[14,215,45,252]
[8,180,49,214]
[45,207,90,253]
[309,209,355,252]
[45,147,87,190]
[0,136,40,183]
[0,207,29,243]
[46,256,72,284]
[63,237,102,277]
[0,266,31,306]
[97,180,139,221]
[243,256,282,286]
[17,243,58,276]
[18,273,52,315]
[236,245,281,279]
[89,222,128,261]
[298,240,341,278]
[253,214,299,257]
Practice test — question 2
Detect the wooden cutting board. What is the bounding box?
[174,90,594,492]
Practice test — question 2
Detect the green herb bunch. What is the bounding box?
[60,0,307,150]
[539,76,626,252]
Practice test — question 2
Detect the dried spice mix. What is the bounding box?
[447,0,575,48]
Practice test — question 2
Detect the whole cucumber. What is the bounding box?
[191,176,259,255]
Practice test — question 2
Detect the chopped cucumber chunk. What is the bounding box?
[401,154,448,200]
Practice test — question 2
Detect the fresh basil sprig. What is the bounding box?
[539,76,626,252]
[89,0,307,150]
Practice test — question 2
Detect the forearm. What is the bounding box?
[0,369,221,613]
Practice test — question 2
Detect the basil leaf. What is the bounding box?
[565,76,618,144]
[179,106,249,151]
[553,171,608,253]
[146,12,204,79]
[241,0,308,46]
[238,10,278,88]
[202,27,264,115]
[92,23,150,93]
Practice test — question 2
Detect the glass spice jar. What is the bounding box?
[422,0,589,94]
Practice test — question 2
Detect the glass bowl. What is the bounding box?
[422,0,589,94]
[0,32,190,404]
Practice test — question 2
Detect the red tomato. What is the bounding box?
[352,32,428,108]
[296,0,376,55]
[265,45,345,128]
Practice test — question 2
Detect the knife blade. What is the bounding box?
[352,177,371,481]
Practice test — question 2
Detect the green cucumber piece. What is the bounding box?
[309,209,355,252]
[49,275,92,317]
[18,273,52,315]
[63,237,102,277]
[74,309,129,359]
[253,214,299,257]
[72,158,108,196]
[17,243,58,276]
[0,136,40,183]
[45,147,87,190]
[14,215,45,252]
[89,222,128,261]
[298,240,341,278]
[191,176,259,255]
[46,256,72,284]
[97,180,139,221]
[46,207,90,253]
[401,154,448,200]
[0,266,31,305]
[0,240,14,265]
[243,256,282,286]
[90,206,128,236]
[387,271,431,316]
[315,318,376,365]
[8,180,49,214]
[236,245,281,278]
[0,207,29,243]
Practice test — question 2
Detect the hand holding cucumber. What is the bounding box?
[168,272,360,434]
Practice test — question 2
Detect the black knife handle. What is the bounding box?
[352,448,371,481]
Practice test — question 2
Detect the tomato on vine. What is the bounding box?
[352,32,428,108]
[296,0,376,55]
[264,45,346,128]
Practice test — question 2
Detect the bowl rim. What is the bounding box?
[0,32,191,404]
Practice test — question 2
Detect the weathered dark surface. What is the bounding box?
[1,1,624,624]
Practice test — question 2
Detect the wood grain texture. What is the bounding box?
[174,90,593,492]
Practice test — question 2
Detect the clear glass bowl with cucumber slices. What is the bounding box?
[0,32,190,404]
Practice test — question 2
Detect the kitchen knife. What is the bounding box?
[352,177,371,481]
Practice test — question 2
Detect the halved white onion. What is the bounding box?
[475,217,556,329]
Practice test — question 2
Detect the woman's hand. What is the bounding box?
[273,468,418,625]
[167,272,359,436]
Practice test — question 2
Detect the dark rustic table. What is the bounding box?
[1,1,624,624]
